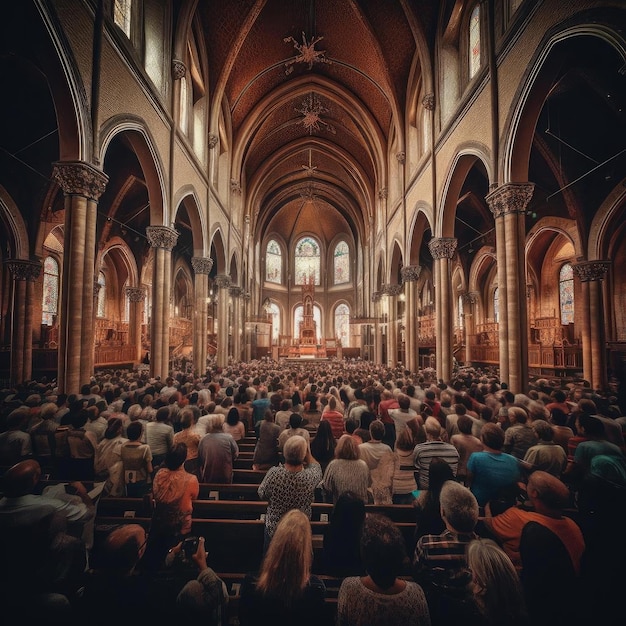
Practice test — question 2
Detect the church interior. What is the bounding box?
[1,0,625,397]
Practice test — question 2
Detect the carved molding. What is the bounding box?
[7,259,42,281]
[486,182,535,219]
[378,188,388,200]
[230,179,241,194]
[422,93,435,111]
[52,161,108,202]
[125,287,145,302]
[215,274,231,290]
[572,261,611,282]
[428,237,458,259]
[172,59,186,80]
[146,226,179,250]
[191,256,214,275]
[401,265,422,283]
[208,134,218,149]
[396,152,406,164]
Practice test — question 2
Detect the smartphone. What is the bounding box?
[182,536,200,559]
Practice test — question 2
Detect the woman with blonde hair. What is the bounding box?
[239,509,326,625]
[466,538,529,626]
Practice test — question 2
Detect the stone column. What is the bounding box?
[486,183,534,393]
[573,261,610,390]
[7,260,41,385]
[401,265,421,373]
[146,226,179,380]
[215,274,231,368]
[462,292,478,366]
[230,286,243,362]
[384,284,402,367]
[371,291,383,365]
[429,238,457,383]
[191,257,213,375]
[242,290,252,362]
[125,287,145,363]
[52,161,108,394]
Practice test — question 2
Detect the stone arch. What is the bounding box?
[173,186,208,257]
[0,186,29,260]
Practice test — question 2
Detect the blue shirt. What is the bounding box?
[467,450,521,506]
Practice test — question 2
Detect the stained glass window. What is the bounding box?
[114,0,132,38]
[295,236,320,285]
[268,302,280,343]
[469,4,481,79]
[124,282,130,322]
[294,304,321,342]
[493,286,499,323]
[42,256,59,326]
[97,271,106,318]
[333,241,349,284]
[335,303,350,347]
[559,263,574,325]
[266,239,282,284]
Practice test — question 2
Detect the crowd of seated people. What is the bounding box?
[1,358,625,624]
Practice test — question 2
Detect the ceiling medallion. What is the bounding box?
[283,32,332,75]
[296,94,336,135]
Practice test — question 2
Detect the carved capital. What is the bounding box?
[371,291,382,303]
[214,274,231,290]
[146,226,179,250]
[7,259,42,281]
[208,134,218,149]
[229,286,243,298]
[422,93,435,111]
[378,187,388,200]
[242,290,251,301]
[401,265,422,283]
[429,237,458,260]
[230,179,241,194]
[486,182,535,219]
[462,291,478,305]
[383,284,403,297]
[125,287,145,302]
[396,152,406,164]
[572,261,610,282]
[172,59,186,80]
[191,256,214,275]
[52,161,108,202]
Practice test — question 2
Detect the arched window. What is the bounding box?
[124,282,130,322]
[41,256,59,326]
[469,4,481,79]
[97,271,106,318]
[334,303,350,347]
[493,286,499,323]
[294,304,322,342]
[268,302,280,344]
[295,236,320,285]
[333,241,350,285]
[114,0,132,38]
[266,239,282,284]
[458,294,464,329]
[559,263,574,325]
[179,76,189,135]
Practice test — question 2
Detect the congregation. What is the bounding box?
[1,358,625,625]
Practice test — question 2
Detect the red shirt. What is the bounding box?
[322,410,345,439]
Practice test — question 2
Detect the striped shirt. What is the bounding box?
[413,440,459,489]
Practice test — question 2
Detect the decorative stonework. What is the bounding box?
[383,284,403,297]
[378,188,388,200]
[572,261,610,282]
[208,134,218,149]
[462,291,478,305]
[401,265,421,283]
[296,93,336,135]
[422,93,435,111]
[7,259,41,281]
[428,237,458,259]
[125,287,145,302]
[214,274,231,290]
[241,290,251,301]
[230,179,241,194]
[52,161,108,202]
[486,182,535,219]
[191,257,214,274]
[172,59,186,80]
[371,291,382,303]
[146,226,179,250]
[396,152,406,164]
[283,32,331,74]
[229,286,243,298]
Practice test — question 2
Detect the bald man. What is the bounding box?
[481,470,584,573]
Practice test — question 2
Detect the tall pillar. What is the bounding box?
[384,284,402,367]
[486,183,534,393]
[242,290,252,362]
[429,238,457,383]
[52,161,108,394]
[7,260,41,385]
[462,292,478,366]
[401,265,421,374]
[230,286,243,362]
[372,291,383,365]
[215,274,231,368]
[125,287,145,363]
[146,226,179,380]
[573,261,610,390]
[191,257,213,375]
